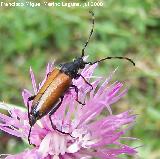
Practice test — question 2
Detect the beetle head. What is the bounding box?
[74,57,85,69]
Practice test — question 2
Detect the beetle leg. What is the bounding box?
[70,85,85,105]
[27,95,36,118]
[77,74,93,90]
[47,72,52,78]
[28,95,36,102]
[27,95,36,146]
[28,126,36,147]
[27,95,36,106]
[49,97,73,137]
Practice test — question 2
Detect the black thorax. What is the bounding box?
[60,57,85,79]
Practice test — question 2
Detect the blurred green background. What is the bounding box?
[0,0,160,158]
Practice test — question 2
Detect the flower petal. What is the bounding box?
[30,67,38,95]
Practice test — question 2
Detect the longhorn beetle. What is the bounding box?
[27,11,135,145]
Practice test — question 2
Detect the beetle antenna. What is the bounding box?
[81,11,95,57]
[85,56,135,66]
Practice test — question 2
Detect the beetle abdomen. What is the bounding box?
[32,71,72,118]
[32,68,60,104]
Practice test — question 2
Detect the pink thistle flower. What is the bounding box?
[0,63,137,159]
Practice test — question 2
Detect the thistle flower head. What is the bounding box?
[0,63,137,159]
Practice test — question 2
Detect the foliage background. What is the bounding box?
[0,0,160,158]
